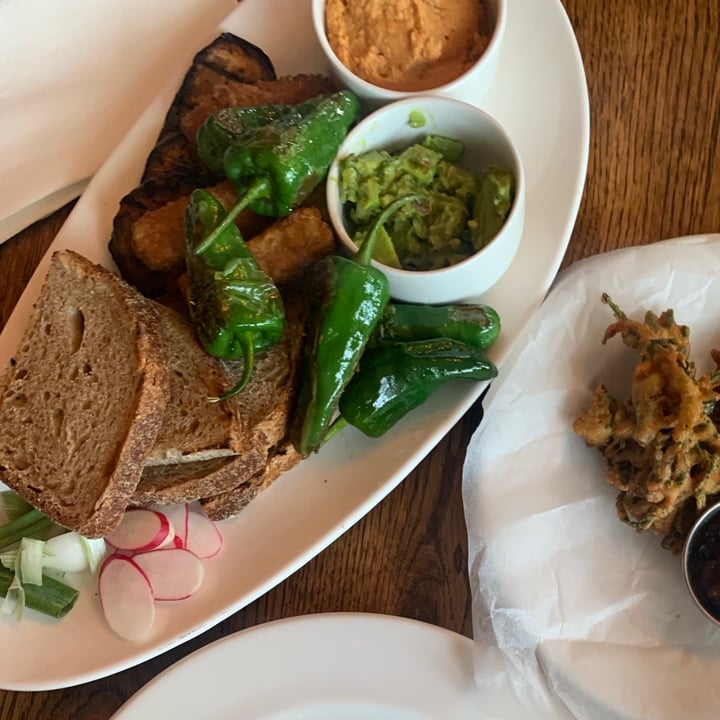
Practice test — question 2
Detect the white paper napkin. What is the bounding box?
[0,0,239,243]
[463,235,720,720]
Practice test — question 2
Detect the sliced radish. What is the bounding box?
[152,504,189,549]
[184,510,223,559]
[104,508,174,552]
[98,554,155,642]
[132,548,204,600]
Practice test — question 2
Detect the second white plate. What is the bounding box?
[110,613,528,720]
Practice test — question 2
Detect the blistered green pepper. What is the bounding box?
[195,91,360,255]
[371,302,501,350]
[292,195,423,456]
[338,338,498,438]
[185,188,284,400]
[197,103,291,176]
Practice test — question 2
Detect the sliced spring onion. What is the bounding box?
[0,568,24,620]
[0,491,32,522]
[80,536,107,575]
[45,532,106,574]
[0,550,18,571]
[0,566,78,620]
[19,537,45,586]
[0,509,59,551]
[3,533,108,577]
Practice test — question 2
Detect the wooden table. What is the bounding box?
[0,2,718,717]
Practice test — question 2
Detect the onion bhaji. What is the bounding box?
[573,293,720,552]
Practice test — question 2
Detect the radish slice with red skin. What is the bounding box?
[105,508,174,552]
[151,504,189,549]
[185,510,223,558]
[157,529,177,550]
[132,548,204,600]
[98,554,155,643]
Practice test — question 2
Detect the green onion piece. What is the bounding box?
[0,566,78,620]
[0,492,32,522]
[1,569,25,620]
[80,537,107,575]
[19,537,45,586]
[0,509,60,552]
[0,550,18,571]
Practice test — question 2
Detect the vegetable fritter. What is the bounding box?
[573,294,720,552]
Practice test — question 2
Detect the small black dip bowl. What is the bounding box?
[683,502,720,625]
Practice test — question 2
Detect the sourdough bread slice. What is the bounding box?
[145,303,246,466]
[0,250,169,537]
[129,296,307,507]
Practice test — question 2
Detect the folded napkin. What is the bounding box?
[463,235,720,720]
[0,0,238,242]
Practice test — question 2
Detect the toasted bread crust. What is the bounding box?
[158,33,276,146]
[130,448,266,506]
[200,440,303,521]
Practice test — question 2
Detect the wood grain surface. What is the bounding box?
[0,2,719,717]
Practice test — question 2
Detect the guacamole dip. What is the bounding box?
[338,135,514,271]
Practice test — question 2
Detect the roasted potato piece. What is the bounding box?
[247,207,337,287]
[110,181,272,298]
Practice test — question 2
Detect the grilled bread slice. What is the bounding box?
[141,33,276,185]
[155,33,276,152]
[131,452,266,507]
[178,73,337,143]
[0,250,169,537]
[113,180,271,298]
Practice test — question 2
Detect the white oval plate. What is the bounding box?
[0,0,589,689]
[110,613,526,720]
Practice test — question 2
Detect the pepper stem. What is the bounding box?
[194,178,271,256]
[354,194,425,266]
[320,416,349,446]
[208,332,255,403]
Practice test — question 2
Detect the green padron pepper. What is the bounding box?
[195,90,361,251]
[371,302,501,350]
[197,103,292,176]
[185,188,284,401]
[292,195,424,456]
[338,338,498,438]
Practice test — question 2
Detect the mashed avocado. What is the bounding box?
[338,135,514,271]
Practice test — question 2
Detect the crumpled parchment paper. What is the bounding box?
[463,235,720,720]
